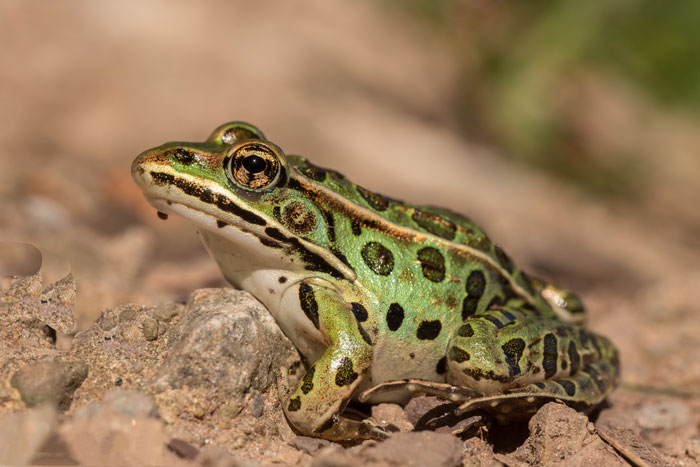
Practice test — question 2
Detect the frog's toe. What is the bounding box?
[361,419,393,440]
[359,378,482,404]
[312,416,390,441]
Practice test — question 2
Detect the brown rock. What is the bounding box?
[167,438,200,460]
[197,446,243,467]
[499,402,627,466]
[59,410,192,467]
[462,437,500,467]
[11,359,88,410]
[312,445,362,467]
[356,432,463,467]
[371,403,414,433]
[403,396,451,426]
[288,436,338,456]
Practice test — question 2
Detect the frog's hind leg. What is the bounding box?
[455,358,619,418]
[445,305,620,416]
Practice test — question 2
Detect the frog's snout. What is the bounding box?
[131,151,147,177]
[131,145,168,188]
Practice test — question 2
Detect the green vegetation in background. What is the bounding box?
[379,0,700,197]
[596,2,700,110]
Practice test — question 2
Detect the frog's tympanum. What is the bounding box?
[132,122,619,441]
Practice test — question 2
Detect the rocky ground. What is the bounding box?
[1,1,700,466]
[1,273,696,466]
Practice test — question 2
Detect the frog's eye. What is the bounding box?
[225,141,282,191]
[208,122,265,145]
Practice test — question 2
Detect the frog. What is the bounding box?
[131,122,619,441]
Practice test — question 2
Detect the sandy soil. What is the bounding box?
[1,1,699,465]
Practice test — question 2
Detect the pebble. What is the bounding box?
[10,359,88,410]
[251,393,264,417]
[356,431,463,467]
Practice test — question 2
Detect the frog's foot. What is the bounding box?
[358,378,483,404]
[359,379,490,438]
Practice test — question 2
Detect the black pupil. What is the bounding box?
[242,155,267,174]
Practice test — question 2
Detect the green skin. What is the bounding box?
[131,122,620,441]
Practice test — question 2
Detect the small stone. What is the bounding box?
[198,446,242,467]
[141,317,159,341]
[403,395,452,425]
[119,308,140,323]
[166,438,199,460]
[101,389,159,418]
[96,311,118,331]
[371,403,413,432]
[462,437,498,467]
[312,446,357,467]
[59,410,181,466]
[251,393,263,417]
[288,436,337,456]
[152,302,182,322]
[356,432,463,467]
[11,359,88,410]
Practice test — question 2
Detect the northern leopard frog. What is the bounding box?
[132,122,619,440]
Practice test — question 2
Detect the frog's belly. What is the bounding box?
[359,339,448,404]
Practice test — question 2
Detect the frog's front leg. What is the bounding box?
[283,282,382,441]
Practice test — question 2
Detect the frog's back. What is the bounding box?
[287,156,540,306]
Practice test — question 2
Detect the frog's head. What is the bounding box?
[131,122,353,286]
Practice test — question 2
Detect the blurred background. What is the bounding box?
[1,0,699,397]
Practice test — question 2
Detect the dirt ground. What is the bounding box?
[1,1,699,466]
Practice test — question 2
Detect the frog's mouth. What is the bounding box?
[132,162,276,249]
[132,160,354,282]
